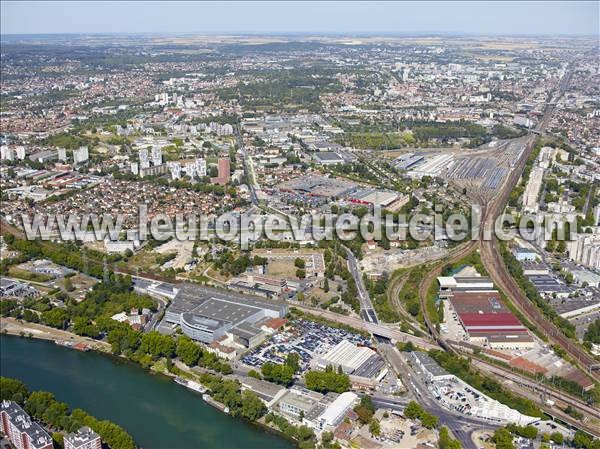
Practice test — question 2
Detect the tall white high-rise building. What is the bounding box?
[57,148,68,162]
[139,149,150,169]
[167,161,181,180]
[15,146,26,160]
[184,162,196,179]
[73,146,89,165]
[402,67,410,82]
[151,146,162,166]
[0,146,14,161]
[130,162,139,175]
[195,158,207,177]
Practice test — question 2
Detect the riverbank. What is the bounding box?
[0,317,111,351]
[0,335,295,449]
[0,320,303,448]
[1,375,136,449]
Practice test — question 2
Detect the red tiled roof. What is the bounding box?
[459,312,523,328]
[264,318,287,329]
[510,356,548,374]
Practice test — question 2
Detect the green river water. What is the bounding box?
[0,335,294,449]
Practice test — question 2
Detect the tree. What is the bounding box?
[72,317,99,338]
[573,430,592,449]
[241,390,266,421]
[285,352,301,373]
[354,396,375,424]
[106,324,141,355]
[64,277,75,292]
[140,331,175,359]
[176,336,201,366]
[321,431,335,448]
[492,428,515,449]
[304,367,350,394]
[248,370,262,380]
[550,432,563,444]
[369,419,381,436]
[439,426,462,449]
[404,401,422,419]
[294,258,306,269]
[584,319,600,345]
[420,413,438,429]
[261,362,295,386]
[400,341,415,352]
[0,299,17,317]
[41,308,69,329]
[0,377,29,403]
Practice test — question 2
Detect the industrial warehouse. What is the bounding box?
[438,275,534,350]
[316,340,388,384]
[164,284,288,346]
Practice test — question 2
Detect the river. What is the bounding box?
[0,335,294,449]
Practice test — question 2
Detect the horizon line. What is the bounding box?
[1,31,598,38]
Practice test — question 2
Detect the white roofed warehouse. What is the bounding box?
[316,340,388,382]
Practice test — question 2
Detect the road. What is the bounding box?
[127,275,171,331]
[379,343,497,449]
[291,303,438,349]
[0,317,111,352]
[342,244,378,323]
[235,126,259,206]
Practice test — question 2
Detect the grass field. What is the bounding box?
[8,267,54,283]
[266,259,299,278]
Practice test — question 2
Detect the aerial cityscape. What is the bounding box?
[0,2,599,449]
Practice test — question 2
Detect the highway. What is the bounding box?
[125,274,172,331]
[342,244,379,323]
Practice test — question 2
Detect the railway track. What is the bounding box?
[471,359,600,423]
[412,65,599,429]
[416,240,479,345]
[477,67,600,382]
[481,237,600,381]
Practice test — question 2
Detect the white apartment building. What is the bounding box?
[0,401,53,449]
[196,157,207,177]
[168,161,182,180]
[57,147,68,162]
[73,146,89,165]
[151,146,162,166]
[568,232,600,270]
[64,426,101,449]
[139,148,150,169]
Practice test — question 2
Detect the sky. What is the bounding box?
[1,1,598,36]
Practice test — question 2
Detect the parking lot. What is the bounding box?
[432,378,479,416]
[430,377,538,425]
[440,299,468,342]
[241,319,371,372]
